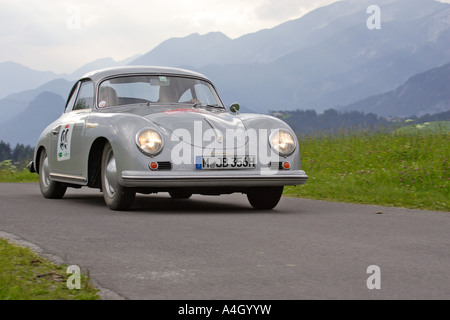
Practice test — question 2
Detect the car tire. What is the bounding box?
[247,186,284,210]
[101,142,135,211]
[169,190,193,199]
[39,149,67,199]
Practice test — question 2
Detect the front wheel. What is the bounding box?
[247,186,284,210]
[101,142,135,211]
[39,149,67,199]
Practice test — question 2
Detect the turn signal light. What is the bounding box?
[149,162,159,170]
[282,162,291,170]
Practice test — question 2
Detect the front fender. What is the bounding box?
[238,113,295,133]
[33,120,60,174]
[237,113,301,169]
[82,112,167,182]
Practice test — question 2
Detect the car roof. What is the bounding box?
[81,66,210,83]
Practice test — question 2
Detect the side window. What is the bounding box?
[73,81,94,111]
[194,84,216,105]
[65,82,81,113]
[179,88,193,102]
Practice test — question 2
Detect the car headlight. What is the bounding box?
[136,129,163,156]
[269,129,296,156]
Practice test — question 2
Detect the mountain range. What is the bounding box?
[340,61,450,117]
[0,0,449,146]
[0,92,65,146]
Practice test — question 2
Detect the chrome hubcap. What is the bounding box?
[104,149,118,198]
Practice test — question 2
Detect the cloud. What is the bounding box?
[255,0,307,20]
[255,0,337,21]
[0,0,340,73]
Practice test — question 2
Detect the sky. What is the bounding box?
[1,0,449,74]
[0,0,339,74]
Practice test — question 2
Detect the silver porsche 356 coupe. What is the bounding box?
[29,66,308,210]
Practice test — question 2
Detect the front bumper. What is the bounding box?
[121,170,308,188]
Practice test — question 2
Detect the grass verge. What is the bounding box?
[285,127,449,211]
[0,238,99,300]
[0,160,38,183]
[0,170,38,183]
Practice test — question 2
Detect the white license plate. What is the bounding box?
[196,156,256,170]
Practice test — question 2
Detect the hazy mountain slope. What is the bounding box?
[0,79,73,124]
[0,62,62,99]
[266,4,450,110]
[0,92,65,146]
[339,61,450,117]
[69,55,142,80]
[0,99,29,125]
[130,32,232,68]
[130,2,364,67]
[0,54,141,99]
[130,0,450,114]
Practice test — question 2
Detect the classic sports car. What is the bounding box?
[29,66,308,210]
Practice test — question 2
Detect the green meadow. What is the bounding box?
[285,122,449,211]
[0,160,38,183]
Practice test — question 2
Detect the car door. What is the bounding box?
[49,80,93,179]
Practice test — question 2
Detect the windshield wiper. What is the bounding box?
[192,103,225,110]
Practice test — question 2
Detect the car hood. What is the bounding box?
[144,108,248,149]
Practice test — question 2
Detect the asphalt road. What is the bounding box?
[0,183,448,300]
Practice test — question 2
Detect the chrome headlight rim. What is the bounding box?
[269,129,297,157]
[135,127,164,157]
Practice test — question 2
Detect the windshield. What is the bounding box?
[98,75,224,109]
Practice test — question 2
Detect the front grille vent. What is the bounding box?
[269,162,284,170]
[157,162,172,170]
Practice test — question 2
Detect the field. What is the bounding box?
[0,160,38,183]
[285,123,449,211]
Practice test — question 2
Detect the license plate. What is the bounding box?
[196,156,256,170]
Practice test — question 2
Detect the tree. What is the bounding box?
[11,143,34,164]
[0,141,11,162]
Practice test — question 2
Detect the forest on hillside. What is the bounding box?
[271,109,450,136]
[0,141,34,164]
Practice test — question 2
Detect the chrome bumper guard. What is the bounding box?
[121,170,308,187]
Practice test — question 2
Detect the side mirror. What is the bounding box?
[229,103,240,114]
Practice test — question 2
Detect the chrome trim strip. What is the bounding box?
[49,173,87,184]
[121,172,308,187]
